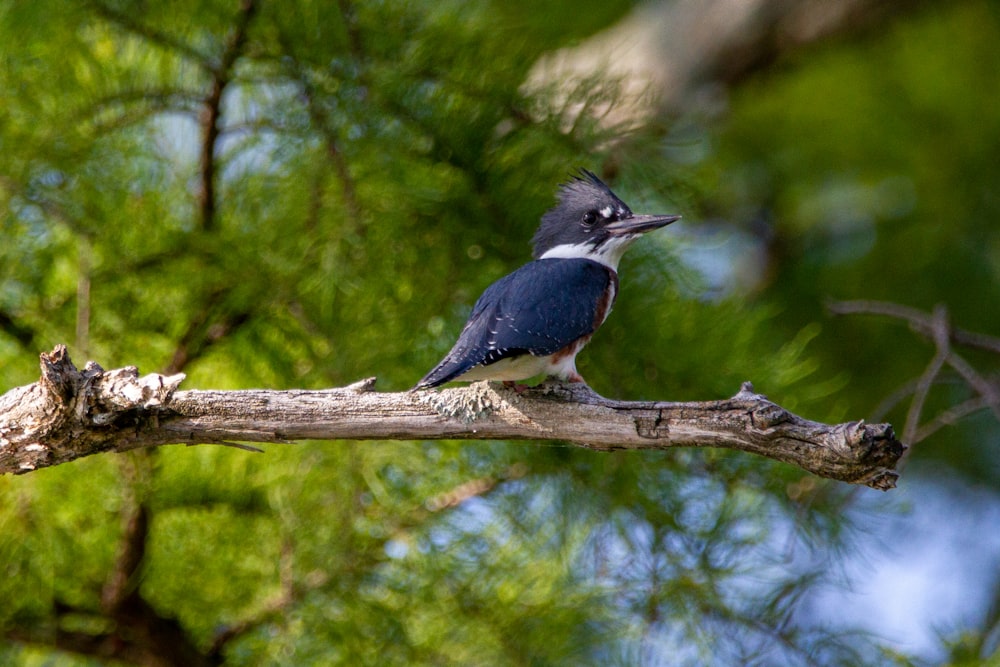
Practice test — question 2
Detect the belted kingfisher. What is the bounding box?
[414,169,679,390]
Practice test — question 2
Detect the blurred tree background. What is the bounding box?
[1,0,999,665]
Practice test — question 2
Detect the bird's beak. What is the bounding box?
[605,214,681,236]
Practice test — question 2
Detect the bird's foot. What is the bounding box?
[502,380,531,394]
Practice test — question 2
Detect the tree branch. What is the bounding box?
[829,299,1000,444]
[198,0,258,232]
[277,45,363,228]
[902,304,951,445]
[0,346,903,489]
[829,299,1000,355]
[165,286,253,374]
[88,0,212,66]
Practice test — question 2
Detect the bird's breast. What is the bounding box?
[593,270,619,328]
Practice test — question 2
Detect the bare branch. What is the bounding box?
[830,299,1000,444]
[829,299,1000,355]
[902,304,950,445]
[0,346,903,490]
[914,396,993,444]
[945,351,1000,422]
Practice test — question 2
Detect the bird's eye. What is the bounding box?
[582,210,598,227]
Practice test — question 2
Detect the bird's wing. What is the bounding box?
[414,259,614,388]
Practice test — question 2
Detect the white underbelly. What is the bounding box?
[456,354,553,382]
[454,345,585,383]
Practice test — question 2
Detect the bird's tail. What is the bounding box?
[410,360,469,391]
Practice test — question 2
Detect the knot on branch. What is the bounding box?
[749,403,791,429]
[729,382,789,429]
[37,345,186,427]
[84,364,186,425]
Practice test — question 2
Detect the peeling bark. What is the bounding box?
[0,346,903,489]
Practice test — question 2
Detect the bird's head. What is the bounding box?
[531,170,680,270]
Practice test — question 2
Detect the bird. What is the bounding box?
[413,169,680,390]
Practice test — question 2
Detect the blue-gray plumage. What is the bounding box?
[415,170,679,390]
[416,258,616,388]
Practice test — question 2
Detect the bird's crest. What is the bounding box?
[532,169,631,258]
[553,169,628,212]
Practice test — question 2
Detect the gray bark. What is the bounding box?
[0,345,903,489]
